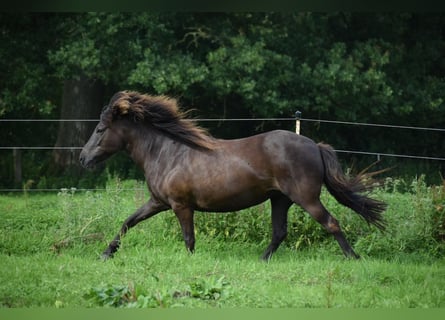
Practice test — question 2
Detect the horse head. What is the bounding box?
[79,93,130,169]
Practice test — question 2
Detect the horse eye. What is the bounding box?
[96,127,107,134]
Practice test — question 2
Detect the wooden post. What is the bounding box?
[13,148,22,187]
[295,111,302,135]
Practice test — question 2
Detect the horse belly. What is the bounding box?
[193,178,275,212]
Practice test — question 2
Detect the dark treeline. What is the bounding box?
[1,12,444,188]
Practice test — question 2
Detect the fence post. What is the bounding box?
[13,148,22,187]
[295,111,302,134]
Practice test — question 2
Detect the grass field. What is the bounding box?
[1,177,444,308]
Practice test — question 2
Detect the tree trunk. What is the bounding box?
[52,75,105,172]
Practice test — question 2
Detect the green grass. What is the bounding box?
[2,243,444,308]
[0,177,444,308]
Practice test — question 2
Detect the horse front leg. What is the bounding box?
[261,194,292,261]
[172,205,195,253]
[102,198,168,260]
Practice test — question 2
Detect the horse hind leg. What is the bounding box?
[301,199,359,259]
[261,194,293,261]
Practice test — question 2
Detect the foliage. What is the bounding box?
[1,175,443,258]
[188,276,230,301]
[85,285,136,307]
[1,13,444,188]
[295,40,393,121]
[0,14,60,117]
[193,176,445,258]
[354,176,445,258]
[85,283,177,308]
[84,276,230,308]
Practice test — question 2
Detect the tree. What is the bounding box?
[1,12,444,187]
[0,13,61,187]
[52,76,105,171]
[47,13,158,172]
[0,13,60,120]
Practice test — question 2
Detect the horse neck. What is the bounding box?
[125,124,185,175]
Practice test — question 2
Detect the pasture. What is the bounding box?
[0,177,444,308]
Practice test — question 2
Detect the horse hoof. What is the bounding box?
[260,252,273,262]
[99,253,113,261]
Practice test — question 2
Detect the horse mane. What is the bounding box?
[104,91,216,150]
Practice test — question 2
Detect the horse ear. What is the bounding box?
[107,91,136,120]
[112,99,131,116]
[109,93,145,122]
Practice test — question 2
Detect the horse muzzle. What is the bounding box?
[79,150,95,169]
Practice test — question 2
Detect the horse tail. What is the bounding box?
[317,143,387,231]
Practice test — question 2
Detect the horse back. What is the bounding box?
[158,130,323,211]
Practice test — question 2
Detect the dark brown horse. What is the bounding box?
[80,91,386,260]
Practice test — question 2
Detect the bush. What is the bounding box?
[51,175,445,259]
[354,176,445,258]
[192,176,445,258]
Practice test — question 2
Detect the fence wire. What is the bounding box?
[1,117,444,132]
[1,117,443,159]
[1,147,444,161]
[1,116,444,192]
